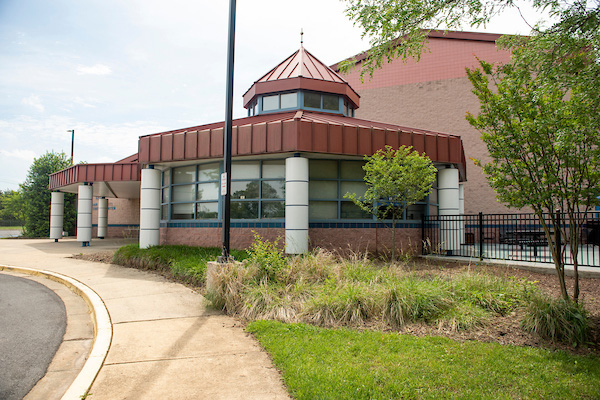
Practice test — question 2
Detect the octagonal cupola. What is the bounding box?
[243,46,360,117]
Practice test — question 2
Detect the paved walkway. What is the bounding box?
[0,238,290,400]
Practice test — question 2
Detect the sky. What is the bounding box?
[0,0,546,191]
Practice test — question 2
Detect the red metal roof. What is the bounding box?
[257,46,347,83]
[138,110,466,181]
[243,47,360,110]
[48,163,141,197]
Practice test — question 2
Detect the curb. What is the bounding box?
[0,264,112,400]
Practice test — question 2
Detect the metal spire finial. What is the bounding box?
[300,28,304,46]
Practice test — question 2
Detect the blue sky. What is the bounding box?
[0,0,543,191]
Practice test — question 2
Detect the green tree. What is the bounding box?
[21,152,76,237]
[345,145,437,261]
[466,50,600,303]
[0,190,25,227]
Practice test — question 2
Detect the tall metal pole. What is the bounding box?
[221,0,237,261]
[67,129,75,165]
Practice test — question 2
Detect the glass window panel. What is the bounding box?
[231,201,259,219]
[199,163,219,181]
[262,201,285,219]
[196,202,218,219]
[172,184,195,202]
[341,202,371,219]
[309,160,337,179]
[231,181,259,199]
[341,181,367,199]
[173,165,196,184]
[162,170,170,186]
[197,182,219,201]
[340,161,365,180]
[162,188,170,203]
[262,160,285,179]
[323,94,339,111]
[232,161,260,179]
[309,201,337,219]
[262,95,279,111]
[161,205,168,220]
[309,181,337,199]
[406,204,426,221]
[262,181,285,199]
[172,203,194,220]
[303,92,321,108]
[280,92,297,109]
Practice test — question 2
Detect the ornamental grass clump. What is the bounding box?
[522,295,589,346]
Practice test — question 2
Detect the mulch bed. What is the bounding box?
[72,251,600,357]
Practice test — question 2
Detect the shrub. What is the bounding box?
[522,295,589,346]
[246,233,287,283]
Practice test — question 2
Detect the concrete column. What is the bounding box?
[459,183,465,245]
[438,167,461,254]
[140,167,161,249]
[50,191,64,242]
[97,197,108,239]
[77,183,93,246]
[285,156,308,254]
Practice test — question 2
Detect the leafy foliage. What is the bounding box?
[345,145,436,261]
[246,233,287,283]
[20,152,76,237]
[0,190,25,226]
[342,0,600,79]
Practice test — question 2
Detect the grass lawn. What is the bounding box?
[113,244,248,286]
[0,226,22,230]
[248,320,600,400]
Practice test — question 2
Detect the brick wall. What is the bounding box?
[160,226,421,256]
[90,197,140,238]
[340,38,514,214]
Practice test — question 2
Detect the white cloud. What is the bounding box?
[0,149,36,161]
[76,64,112,75]
[21,95,45,112]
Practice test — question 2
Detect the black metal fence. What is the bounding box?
[422,211,600,267]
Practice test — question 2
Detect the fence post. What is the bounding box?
[421,214,426,255]
[479,212,484,262]
[555,210,562,265]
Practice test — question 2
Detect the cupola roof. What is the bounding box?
[243,46,360,110]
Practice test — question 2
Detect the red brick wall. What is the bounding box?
[160,227,421,256]
[340,37,514,214]
[91,197,140,238]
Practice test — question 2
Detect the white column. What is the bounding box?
[97,197,108,239]
[50,191,64,242]
[438,167,461,254]
[140,167,161,249]
[459,183,465,245]
[77,183,93,246]
[285,156,308,254]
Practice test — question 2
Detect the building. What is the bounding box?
[49,45,467,255]
[333,30,512,214]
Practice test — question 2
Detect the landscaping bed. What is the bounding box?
[74,244,600,356]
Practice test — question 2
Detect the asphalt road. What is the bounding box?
[0,273,67,400]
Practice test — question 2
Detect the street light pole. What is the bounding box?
[67,129,74,165]
[220,0,237,262]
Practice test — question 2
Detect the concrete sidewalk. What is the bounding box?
[0,238,290,400]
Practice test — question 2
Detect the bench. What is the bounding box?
[502,231,550,257]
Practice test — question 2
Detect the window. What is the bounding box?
[161,161,285,221]
[308,159,430,221]
[304,92,321,108]
[262,95,279,111]
[280,93,297,109]
[323,94,339,111]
